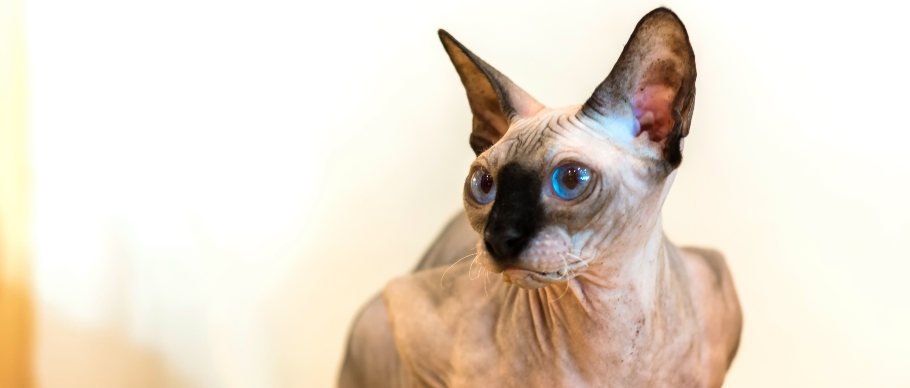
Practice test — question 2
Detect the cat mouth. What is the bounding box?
[505,266,567,278]
[501,260,590,289]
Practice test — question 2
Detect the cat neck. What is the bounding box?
[488,221,697,379]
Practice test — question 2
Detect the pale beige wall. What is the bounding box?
[25,0,910,387]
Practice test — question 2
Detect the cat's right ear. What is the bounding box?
[439,30,545,155]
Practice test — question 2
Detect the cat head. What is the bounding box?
[441,8,696,289]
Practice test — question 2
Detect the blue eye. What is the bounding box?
[468,168,496,204]
[551,165,591,200]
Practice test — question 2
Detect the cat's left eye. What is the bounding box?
[468,168,496,204]
[551,164,591,200]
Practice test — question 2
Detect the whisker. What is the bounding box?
[550,281,571,303]
[566,253,592,269]
[469,256,483,280]
[483,269,490,297]
[439,252,478,287]
[559,253,570,279]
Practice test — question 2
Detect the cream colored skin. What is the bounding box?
[339,9,741,387]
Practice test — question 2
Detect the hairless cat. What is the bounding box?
[340,8,743,387]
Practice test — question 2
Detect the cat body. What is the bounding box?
[340,8,742,388]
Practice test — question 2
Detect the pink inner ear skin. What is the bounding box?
[633,84,676,142]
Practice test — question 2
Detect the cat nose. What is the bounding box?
[484,226,530,263]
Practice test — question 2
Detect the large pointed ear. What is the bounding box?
[438,30,545,155]
[581,7,696,167]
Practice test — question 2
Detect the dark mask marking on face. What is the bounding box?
[483,162,544,266]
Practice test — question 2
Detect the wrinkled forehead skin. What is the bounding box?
[491,104,673,174]
[487,107,657,168]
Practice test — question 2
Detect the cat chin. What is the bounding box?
[501,266,574,290]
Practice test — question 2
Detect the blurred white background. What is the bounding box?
[24,0,910,386]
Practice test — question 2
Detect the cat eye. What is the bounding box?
[551,164,591,200]
[468,168,496,204]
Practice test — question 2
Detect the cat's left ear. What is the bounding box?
[439,30,545,155]
[581,8,696,167]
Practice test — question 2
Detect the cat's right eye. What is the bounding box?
[468,168,496,204]
[551,164,591,200]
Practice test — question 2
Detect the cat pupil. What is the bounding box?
[480,174,494,193]
[563,168,579,190]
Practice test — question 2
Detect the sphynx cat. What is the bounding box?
[339,7,742,387]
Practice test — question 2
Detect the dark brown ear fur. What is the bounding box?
[438,30,544,155]
[582,7,696,167]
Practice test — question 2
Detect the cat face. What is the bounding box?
[440,9,696,288]
[463,106,675,288]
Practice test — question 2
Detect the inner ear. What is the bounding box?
[634,84,675,142]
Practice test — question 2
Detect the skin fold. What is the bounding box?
[339,8,742,388]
